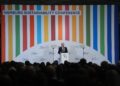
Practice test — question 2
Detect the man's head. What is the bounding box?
[61,43,64,47]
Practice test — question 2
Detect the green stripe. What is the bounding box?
[86,5,90,46]
[100,5,105,55]
[15,5,20,56]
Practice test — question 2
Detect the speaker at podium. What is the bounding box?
[60,53,69,63]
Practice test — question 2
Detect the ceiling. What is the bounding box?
[0,0,120,5]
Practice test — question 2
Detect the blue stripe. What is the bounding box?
[37,5,42,44]
[93,5,98,50]
[107,5,112,63]
[114,5,119,64]
[37,5,41,10]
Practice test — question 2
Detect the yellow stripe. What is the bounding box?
[44,6,49,42]
[8,5,12,10]
[72,16,76,41]
[8,5,13,61]
[44,6,48,10]
[72,6,76,42]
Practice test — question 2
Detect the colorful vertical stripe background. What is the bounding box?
[1,5,119,64]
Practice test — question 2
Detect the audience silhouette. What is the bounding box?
[0,59,120,86]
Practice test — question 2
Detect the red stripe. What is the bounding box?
[23,6,27,51]
[65,5,69,40]
[51,6,55,40]
[51,5,55,10]
[1,5,5,63]
[23,5,27,10]
[30,5,34,47]
[23,16,27,51]
[30,5,34,10]
[65,5,69,10]
[1,5,5,11]
[0,5,1,14]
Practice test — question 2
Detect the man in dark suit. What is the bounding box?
[58,43,68,54]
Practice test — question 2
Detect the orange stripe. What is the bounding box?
[72,6,76,41]
[72,5,76,10]
[58,5,62,40]
[58,5,62,10]
[79,6,84,43]
[1,6,5,62]
[72,16,76,41]
[58,16,62,40]
[44,6,49,42]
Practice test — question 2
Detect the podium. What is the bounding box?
[60,53,69,63]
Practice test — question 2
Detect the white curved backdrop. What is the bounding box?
[14,41,109,65]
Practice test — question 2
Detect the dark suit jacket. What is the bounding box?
[58,47,68,54]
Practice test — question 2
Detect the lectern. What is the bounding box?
[60,53,69,63]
